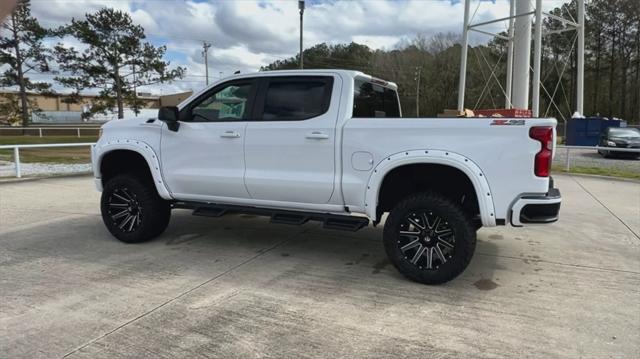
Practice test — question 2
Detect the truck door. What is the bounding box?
[160,79,257,200]
[244,75,340,204]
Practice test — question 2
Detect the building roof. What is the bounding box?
[0,89,159,100]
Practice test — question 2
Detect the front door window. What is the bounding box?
[192,83,253,122]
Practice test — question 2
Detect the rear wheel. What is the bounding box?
[383,192,476,284]
[100,174,171,243]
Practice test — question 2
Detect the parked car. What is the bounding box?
[598,127,640,159]
[91,70,561,285]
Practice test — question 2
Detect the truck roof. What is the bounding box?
[228,69,398,91]
[178,69,399,110]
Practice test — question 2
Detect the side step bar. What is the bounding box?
[173,201,369,232]
[193,207,227,217]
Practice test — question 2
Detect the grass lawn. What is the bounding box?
[552,165,640,180]
[0,136,97,164]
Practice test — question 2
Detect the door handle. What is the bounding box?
[305,131,329,140]
[220,131,240,138]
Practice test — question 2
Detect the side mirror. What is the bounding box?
[158,106,180,132]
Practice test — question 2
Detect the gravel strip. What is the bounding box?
[0,161,92,178]
[553,148,640,174]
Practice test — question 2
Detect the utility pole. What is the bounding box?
[576,0,585,116]
[512,0,533,109]
[531,0,543,117]
[414,67,421,117]
[202,41,211,86]
[505,0,515,109]
[298,0,305,69]
[457,0,470,112]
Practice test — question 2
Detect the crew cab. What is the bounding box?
[91,70,561,284]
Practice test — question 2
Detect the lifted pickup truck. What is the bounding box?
[92,69,561,284]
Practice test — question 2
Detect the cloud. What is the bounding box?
[22,0,573,95]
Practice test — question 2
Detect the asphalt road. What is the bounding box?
[1,174,639,358]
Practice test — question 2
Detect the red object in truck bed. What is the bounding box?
[474,108,533,118]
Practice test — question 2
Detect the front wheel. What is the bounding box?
[100,174,171,243]
[383,192,476,285]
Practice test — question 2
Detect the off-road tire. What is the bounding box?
[100,174,171,243]
[383,192,476,284]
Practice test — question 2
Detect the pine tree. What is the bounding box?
[0,0,52,126]
[54,8,185,119]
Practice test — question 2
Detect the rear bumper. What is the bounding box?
[510,178,561,227]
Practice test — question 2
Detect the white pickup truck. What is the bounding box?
[91,69,561,284]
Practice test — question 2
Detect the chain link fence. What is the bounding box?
[553,145,640,177]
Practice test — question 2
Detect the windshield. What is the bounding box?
[609,128,640,139]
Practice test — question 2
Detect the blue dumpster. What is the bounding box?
[565,117,626,146]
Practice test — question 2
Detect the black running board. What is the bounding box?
[193,207,227,217]
[173,201,369,232]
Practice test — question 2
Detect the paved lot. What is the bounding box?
[1,174,639,358]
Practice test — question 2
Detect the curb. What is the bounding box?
[556,171,640,184]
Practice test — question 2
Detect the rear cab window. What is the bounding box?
[352,78,400,118]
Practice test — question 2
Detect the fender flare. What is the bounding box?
[364,149,496,227]
[93,139,172,200]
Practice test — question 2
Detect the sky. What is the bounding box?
[18,0,569,96]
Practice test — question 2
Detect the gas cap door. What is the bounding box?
[351,151,374,171]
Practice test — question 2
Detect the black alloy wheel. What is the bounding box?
[383,192,476,284]
[106,187,143,233]
[396,210,455,270]
[101,174,171,243]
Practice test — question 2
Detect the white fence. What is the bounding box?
[0,127,101,137]
[0,143,95,178]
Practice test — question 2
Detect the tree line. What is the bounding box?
[264,0,640,125]
[0,0,184,126]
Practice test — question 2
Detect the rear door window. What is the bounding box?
[258,77,334,121]
[353,79,400,118]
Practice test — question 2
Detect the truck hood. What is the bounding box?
[101,116,159,130]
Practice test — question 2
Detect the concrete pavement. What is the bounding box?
[0,174,638,358]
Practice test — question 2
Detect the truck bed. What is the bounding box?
[340,117,557,221]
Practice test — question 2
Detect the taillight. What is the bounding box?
[529,126,553,177]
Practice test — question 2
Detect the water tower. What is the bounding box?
[457,0,585,118]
